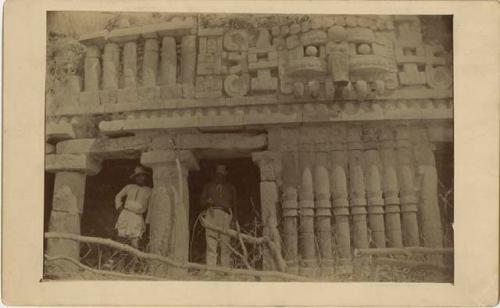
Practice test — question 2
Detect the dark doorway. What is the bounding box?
[188,157,262,269]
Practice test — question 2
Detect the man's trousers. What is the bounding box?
[205,208,232,267]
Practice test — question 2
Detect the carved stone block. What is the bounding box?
[197,36,223,75]
[224,51,248,75]
[182,83,195,98]
[99,89,117,105]
[301,30,327,45]
[138,86,161,103]
[251,69,277,92]
[160,84,183,99]
[79,91,100,106]
[117,88,138,104]
[399,63,426,85]
[223,30,249,51]
[195,76,223,98]
[224,74,249,97]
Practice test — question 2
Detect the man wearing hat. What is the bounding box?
[200,165,238,267]
[113,165,152,249]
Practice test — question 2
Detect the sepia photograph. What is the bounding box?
[43,11,455,283]
[3,0,500,306]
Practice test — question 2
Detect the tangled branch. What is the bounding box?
[45,232,309,281]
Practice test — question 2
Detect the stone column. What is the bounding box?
[180,35,196,84]
[122,41,137,88]
[395,126,420,246]
[347,127,370,278]
[102,42,120,90]
[84,45,101,91]
[314,162,334,276]
[142,39,159,86]
[270,128,300,275]
[252,151,282,271]
[363,127,386,248]
[413,129,444,253]
[160,36,177,85]
[100,42,120,104]
[380,127,403,247]
[330,162,352,273]
[329,128,352,274]
[298,129,318,277]
[45,154,101,263]
[347,127,369,250]
[298,165,316,277]
[180,35,196,97]
[141,150,198,278]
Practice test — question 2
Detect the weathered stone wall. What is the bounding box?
[46,13,453,119]
[44,12,453,280]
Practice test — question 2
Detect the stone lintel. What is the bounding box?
[152,133,267,151]
[45,154,102,176]
[56,136,151,159]
[79,18,196,46]
[141,150,199,171]
[79,30,108,46]
[46,122,76,143]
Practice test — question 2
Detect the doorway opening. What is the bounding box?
[80,159,152,269]
[188,157,262,269]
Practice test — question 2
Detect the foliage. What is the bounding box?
[46,32,85,96]
[199,13,310,32]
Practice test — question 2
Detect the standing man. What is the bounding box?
[200,165,237,267]
[114,166,152,249]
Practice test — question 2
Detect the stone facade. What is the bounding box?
[45,14,453,279]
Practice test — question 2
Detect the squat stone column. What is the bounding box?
[330,158,352,273]
[160,36,177,85]
[84,46,101,91]
[379,127,403,247]
[347,127,369,250]
[298,129,318,277]
[122,41,138,88]
[314,153,334,276]
[141,150,198,278]
[363,127,386,248]
[280,151,300,275]
[298,165,317,277]
[252,151,282,271]
[102,42,120,90]
[142,39,160,86]
[45,154,101,263]
[347,127,370,278]
[269,128,300,275]
[329,128,352,274]
[395,126,420,246]
[413,128,444,262]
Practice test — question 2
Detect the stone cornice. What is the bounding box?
[95,98,452,136]
[47,87,452,118]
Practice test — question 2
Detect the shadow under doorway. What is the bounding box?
[188,158,262,270]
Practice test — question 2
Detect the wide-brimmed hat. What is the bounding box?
[129,166,150,179]
[215,165,228,175]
